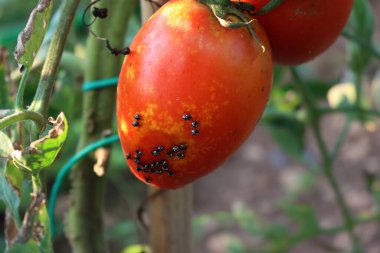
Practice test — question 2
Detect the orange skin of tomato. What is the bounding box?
[116,0,273,189]
[253,0,354,65]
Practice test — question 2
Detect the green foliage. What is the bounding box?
[121,245,151,253]
[347,0,375,74]
[0,173,21,226]
[6,241,40,253]
[262,113,305,159]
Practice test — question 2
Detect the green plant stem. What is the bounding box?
[342,30,380,60]
[319,106,380,117]
[66,1,135,252]
[28,0,81,120]
[254,0,285,15]
[15,67,30,112]
[32,174,42,193]
[291,67,363,253]
[323,212,380,235]
[0,110,44,131]
[331,117,353,160]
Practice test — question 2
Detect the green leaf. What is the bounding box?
[122,245,151,253]
[23,112,68,171]
[5,241,39,253]
[347,0,375,74]
[14,0,53,70]
[0,175,21,226]
[0,131,14,157]
[281,203,319,235]
[261,113,305,159]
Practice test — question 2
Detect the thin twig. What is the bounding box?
[291,67,364,253]
[136,189,164,231]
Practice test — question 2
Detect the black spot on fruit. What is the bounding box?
[182,114,192,120]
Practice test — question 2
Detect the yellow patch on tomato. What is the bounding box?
[162,3,192,31]
[126,67,135,80]
[119,118,129,134]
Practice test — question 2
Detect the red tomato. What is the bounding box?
[254,0,354,65]
[117,0,273,189]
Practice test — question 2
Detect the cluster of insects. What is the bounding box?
[182,113,199,135]
[126,112,200,183]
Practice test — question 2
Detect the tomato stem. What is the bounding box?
[199,0,266,52]
[253,0,284,16]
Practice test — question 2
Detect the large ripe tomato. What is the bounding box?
[253,0,354,65]
[117,0,273,189]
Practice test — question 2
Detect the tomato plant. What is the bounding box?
[116,0,273,189]
[253,0,354,65]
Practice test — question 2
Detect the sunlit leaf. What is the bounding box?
[23,112,68,171]
[122,244,151,253]
[327,82,356,108]
[14,0,53,70]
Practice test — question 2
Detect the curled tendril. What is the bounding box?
[82,0,130,56]
[201,1,266,52]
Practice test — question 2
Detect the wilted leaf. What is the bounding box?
[0,131,14,158]
[23,112,68,171]
[10,191,53,253]
[0,47,10,108]
[5,161,24,195]
[14,0,53,71]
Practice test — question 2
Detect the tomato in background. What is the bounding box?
[253,0,354,65]
[116,0,273,189]
[237,0,270,12]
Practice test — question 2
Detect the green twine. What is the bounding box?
[49,76,121,237]
[48,134,120,236]
[82,76,119,91]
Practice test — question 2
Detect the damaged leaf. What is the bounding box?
[5,161,24,196]
[7,191,53,253]
[14,0,53,71]
[23,112,68,171]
